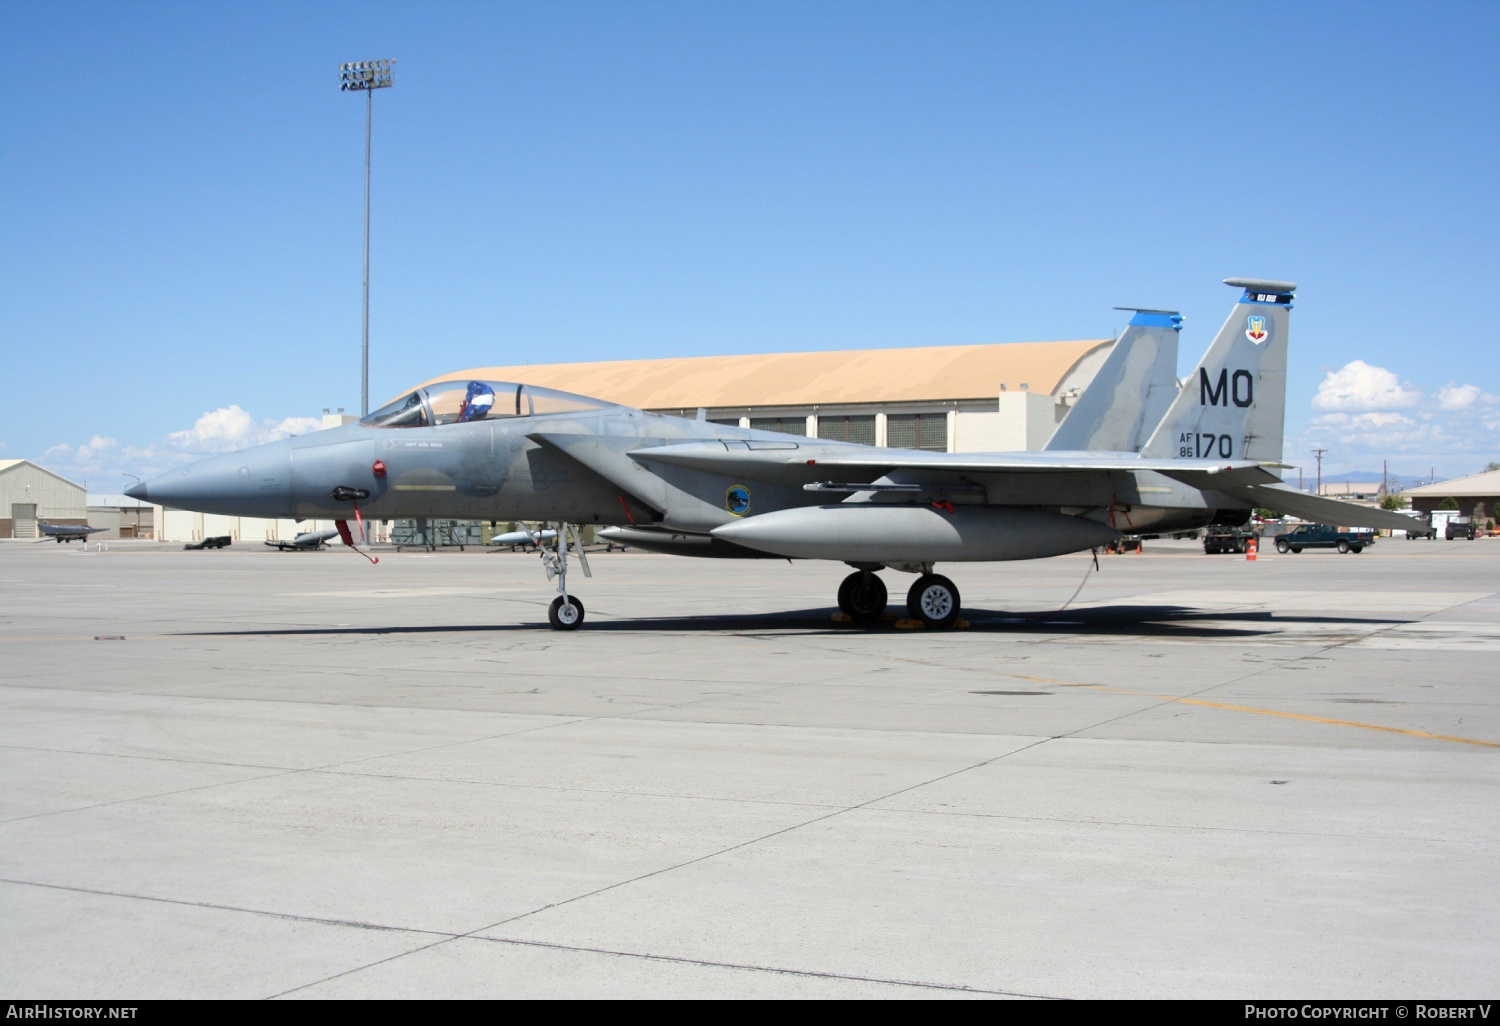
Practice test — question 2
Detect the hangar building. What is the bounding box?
[1403,470,1500,518]
[428,337,1115,453]
[0,460,86,539]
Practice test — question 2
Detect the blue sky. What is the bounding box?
[2,1,1496,488]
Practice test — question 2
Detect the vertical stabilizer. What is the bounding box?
[1140,278,1293,463]
[1045,309,1181,452]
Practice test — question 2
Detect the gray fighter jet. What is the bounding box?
[37,522,106,543]
[126,279,1421,630]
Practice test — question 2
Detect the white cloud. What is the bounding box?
[1312,361,1422,412]
[1294,365,1500,479]
[270,415,323,438]
[40,405,330,487]
[168,406,323,453]
[43,435,119,470]
[1436,383,1482,411]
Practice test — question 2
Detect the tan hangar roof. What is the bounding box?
[420,339,1111,411]
[1403,470,1500,497]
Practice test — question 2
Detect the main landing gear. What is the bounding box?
[906,573,961,629]
[836,568,963,629]
[837,570,888,623]
[530,522,591,631]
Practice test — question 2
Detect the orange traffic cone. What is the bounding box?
[1246,536,1258,561]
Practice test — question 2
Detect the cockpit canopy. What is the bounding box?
[361,380,615,428]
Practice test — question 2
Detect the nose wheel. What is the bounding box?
[907,574,961,628]
[548,594,585,630]
[837,570,888,623]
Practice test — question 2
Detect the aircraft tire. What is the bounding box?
[548,595,585,631]
[837,571,887,623]
[907,574,960,629]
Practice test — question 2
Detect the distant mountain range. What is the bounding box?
[1321,472,1445,489]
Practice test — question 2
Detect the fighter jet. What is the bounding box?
[37,522,106,543]
[126,279,1422,630]
[265,527,340,551]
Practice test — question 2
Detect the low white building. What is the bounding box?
[86,494,155,539]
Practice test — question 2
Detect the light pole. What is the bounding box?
[340,59,395,416]
[1311,447,1328,496]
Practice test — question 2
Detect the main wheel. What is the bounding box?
[1276,540,1290,554]
[548,595,585,630]
[907,574,960,629]
[837,571,888,623]
[1337,540,1350,554]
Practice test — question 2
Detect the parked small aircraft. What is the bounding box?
[37,522,106,543]
[265,528,340,551]
[127,279,1421,629]
[489,526,558,549]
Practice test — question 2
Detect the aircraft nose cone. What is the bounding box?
[136,440,293,517]
[124,482,147,501]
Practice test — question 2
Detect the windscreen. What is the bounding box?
[361,391,430,428]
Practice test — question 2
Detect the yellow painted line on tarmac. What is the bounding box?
[1007,673,1500,749]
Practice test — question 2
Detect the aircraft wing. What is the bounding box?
[629,441,1417,530]
[628,440,1278,485]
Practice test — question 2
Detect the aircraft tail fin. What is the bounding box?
[1140,278,1294,463]
[1045,309,1181,452]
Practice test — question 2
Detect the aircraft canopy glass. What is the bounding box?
[361,381,615,428]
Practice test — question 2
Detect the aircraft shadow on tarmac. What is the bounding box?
[183,605,1410,641]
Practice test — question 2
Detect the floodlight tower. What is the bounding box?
[339,59,395,416]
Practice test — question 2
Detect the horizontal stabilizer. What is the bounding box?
[1211,482,1426,532]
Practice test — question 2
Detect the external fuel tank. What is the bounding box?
[710,504,1120,563]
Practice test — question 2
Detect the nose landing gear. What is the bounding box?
[530,522,591,630]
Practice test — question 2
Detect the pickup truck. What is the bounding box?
[1273,524,1375,554]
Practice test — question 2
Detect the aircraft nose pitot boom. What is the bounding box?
[126,439,294,518]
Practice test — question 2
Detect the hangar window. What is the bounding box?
[887,413,947,451]
[817,415,876,446]
[749,416,808,436]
